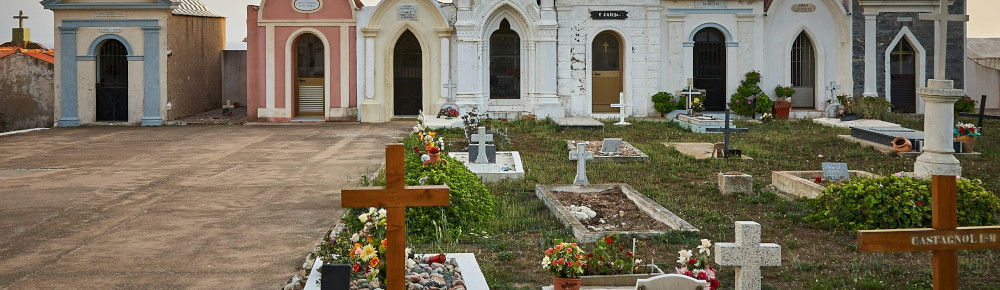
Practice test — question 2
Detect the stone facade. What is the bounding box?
[0,51,54,132]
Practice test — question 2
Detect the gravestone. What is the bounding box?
[821,162,849,182]
[611,92,631,126]
[470,126,494,164]
[467,144,497,164]
[715,221,781,290]
[636,274,707,290]
[600,138,623,153]
[569,143,594,186]
[320,264,351,290]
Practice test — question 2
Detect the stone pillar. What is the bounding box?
[863,12,878,97]
[437,28,453,102]
[913,79,964,177]
[360,28,380,122]
[534,1,564,118]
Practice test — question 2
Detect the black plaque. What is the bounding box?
[591,10,627,20]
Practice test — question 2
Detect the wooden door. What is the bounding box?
[592,31,623,113]
[95,39,128,121]
[694,28,727,111]
[891,40,917,113]
[393,30,422,116]
[295,34,325,117]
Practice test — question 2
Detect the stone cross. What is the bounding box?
[681,78,701,115]
[13,11,27,29]
[341,144,450,289]
[826,81,842,117]
[569,143,594,186]
[222,100,235,109]
[610,92,630,126]
[715,221,782,290]
[470,126,493,164]
[704,109,748,158]
[441,79,457,109]
[858,176,1000,289]
[919,0,969,80]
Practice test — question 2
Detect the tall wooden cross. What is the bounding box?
[13,11,28,29]
[610,92,630,126]
[705,109,749,158]
[341,144,450,289]
[858,176,1000,289]
[919,0,969,80]
[681,78,701,115]
[569,143,594,186]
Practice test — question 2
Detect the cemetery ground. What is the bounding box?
[0,123,413,288]
[413,114,1000,289]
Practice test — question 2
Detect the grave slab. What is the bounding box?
[568,140,650,163]
[812,118,901,129]
[553,117,605,131]
[672,114,735,134]
[771,170,879,199]
[448,151,525,182]
[535,184,698,243]
[837,135,981,158]
[664,143,753,160]
[421,114,464,129]
[850,127,964,152]
[304,253,489,290]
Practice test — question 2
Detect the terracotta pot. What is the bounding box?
[956,135,976,153]
[773,101,793,120]
[553,277,582,290]
[426,152,441,164]
[892,137,913,152]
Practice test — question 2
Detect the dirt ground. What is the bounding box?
[0,122,412,289]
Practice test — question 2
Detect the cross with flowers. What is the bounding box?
[341,144,450,289]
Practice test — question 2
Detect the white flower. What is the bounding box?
[698,239,712,256]
[359,213,370,223]
[677,250,693,264]
[350,233,360,243]
[378,208,387,218]
[541,256,551,269]
[369,207,377,214]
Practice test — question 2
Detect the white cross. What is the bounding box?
[442,80,457,103]
[568,143,594,186]
[919,0,969,80]
[681,78,701,114]
[470,126,493,164]
[610,92,630,126]
[714,221,782,290]
[222,100,234,109]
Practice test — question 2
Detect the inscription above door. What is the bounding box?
[293,0,321,12]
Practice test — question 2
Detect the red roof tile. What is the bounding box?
[0,47,56,64]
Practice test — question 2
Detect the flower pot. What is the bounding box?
[956,135,976,153]
[839,114,858,121]
[892,137,913,152]
[423,152,442,165]
[772,101,793,120]
[553,277,582,290]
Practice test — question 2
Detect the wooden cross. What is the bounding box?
[858,176,1000,289]
[603,41,609,53]
[610,92,630,126]
[569,143,594,186]
[341,144,450,289]
[705,109,749,158]
[958,95,998,134]
[919,0,969,80]
[470,126,493,164]
[13,11,27,29]
[714,221,782,290]
[681,78,701,115]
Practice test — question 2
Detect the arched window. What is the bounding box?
[489,19,520,99]
[791,32,815,108]
[890,39,917,113]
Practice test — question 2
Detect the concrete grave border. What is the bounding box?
[771,170,879,199]
[566,140,650,163]
[448,151,525,182]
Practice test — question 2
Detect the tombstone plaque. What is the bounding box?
[293,0,321,12]
[821,162,849,182]
[398,4,418,20]
[600,138,623,153]
[696,1,727,9]
[791,3,816,12]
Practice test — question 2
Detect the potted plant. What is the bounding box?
[772,85,795,119]
[542,240,587,290]
[954,122,981,153]
[651,92,679,118]
[581,234,662,286]
[729,71,772,118]
[675,239,721,290]
[836,94,858,121]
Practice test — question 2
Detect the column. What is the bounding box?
[534,3,564,118]
[57,26,80,127]
[863,12,878,97]
[360,28,380,122]
[913,80,964,177]
[667,14,686,89]
[437,28,453,100]
[141,26,162,126]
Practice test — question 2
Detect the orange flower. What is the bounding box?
[350,243,362,259]
[369,257,380,267]
[381,238,388,247]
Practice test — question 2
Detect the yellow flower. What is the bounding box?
[361,244,377,261]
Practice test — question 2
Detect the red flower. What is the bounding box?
[688,258,696,265]
[959,127,966,134]
[428,147,440,154]
[683,270,693,277]
[352,263,361,272]
[697,272,708,280]
[605,237,613,244]
[815,176,822,183]
[711,279,720,289]
[626,252,633,258]
[545,248,554,255]
[577,261,583,267]
[619,245,625,251]
[413,146,419,154]
[916,201,923,206]
[587,253,593,258]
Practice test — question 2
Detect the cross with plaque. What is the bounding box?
[705,109,748,158]
[341,144,451,289]
[681,78,702,115]
[857,176,1000,289]
[610,92,630,126]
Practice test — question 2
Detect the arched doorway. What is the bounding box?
[295,34,325,117]
[592,31,623,113]
[693,28,726,111]
[489,19,520,99]
[393,30,422,116]
[790,32,816,108]
[890,39,917,113]
[95,39,128,121]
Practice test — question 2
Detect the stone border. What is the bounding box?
[771,170,879,199]
[566,140,650,163]
[535,184,698,243]
[447,151,526,182]
[303,253,490,290]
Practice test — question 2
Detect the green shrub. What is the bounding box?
[955,95,978,115]
[852,96,893,120]
[806,176,1000,231]
[729,70,772,117]
[651,92,680,115]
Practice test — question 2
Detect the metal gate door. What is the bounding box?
[489,19,520,99]
[693,28,726,111]
[96,40,128,122]
[592,31,623,113]
[791,33,816,108]
[295,34,325,117]
[394,30,422,116]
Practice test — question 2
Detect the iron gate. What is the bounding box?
[489,19,520,99]
[693,28,726,111]
[96,40,128,121]
[393,30,422,116]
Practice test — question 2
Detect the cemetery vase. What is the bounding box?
[955,135,975,153]
[772,101,793,120]
[426,152,441,164]
[553,277,582,290]
[892,137,913,152]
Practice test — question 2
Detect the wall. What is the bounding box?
[0,53,54,132]
[166,14,225,120]
[222,50,248,107]
[965,58,999,109]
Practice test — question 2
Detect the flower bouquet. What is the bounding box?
[542,240,587,290]
[675,239,721,290]
[584,235,647,276]
[954,122,981,153]
[437,107,459,119]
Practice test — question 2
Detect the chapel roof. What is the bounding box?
[0,47,55,64]
[171,0,223,18]
[967,38,1000,70]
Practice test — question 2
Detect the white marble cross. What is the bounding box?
[714,221,781,290]
[610,92,630,126]
[470,126,493,164]
[223,100,235,109]
[442,80,457,107]
[826,81,840,101]
[681,78,701,115]
[569,143,594,186]
[919,0,969,80]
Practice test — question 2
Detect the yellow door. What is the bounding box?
[295,34,325,117]
[592,31,623,113]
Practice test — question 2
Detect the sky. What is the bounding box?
[0,0,996,50]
